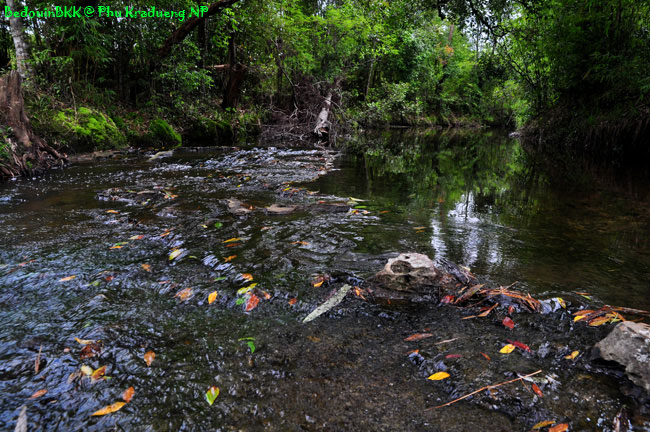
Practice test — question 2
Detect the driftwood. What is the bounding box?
[313,90,333,138]
[0,71,67,179]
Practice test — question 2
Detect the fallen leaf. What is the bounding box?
[91,402,125,416]
[556,297,566,308]
[564,350,579,360]
[427,372,450,381]
[588,316,610,326]
[174,288,193,301]
[129,235,145,240]
[225,243,241,248]
[261,290,271,300]
[404,333,434,342]
[237,283,258,295]
[141,263,151,272]
[440,295,455,304]
[105,210,119,214]
[503,317,515,330]
[291,241,310,246]
[531,383,543,397]
[59,275,76,282]
[122,386,134,403]
[109,245,124,250]
[91,366,107,381]
[241,273,253,281]
[144,350,155,367]
[549,424,569,432]
[160,230,171,237]
[507,339,532,352]
[205,386,220,406]
[75,338,96,345]
[445,354,462,359]
[500,344,516,354]
[532,420,556,430]
[80,365,93,376]
[245,294,260,312]
[208,291,218,304]
[223,237,241,243]
[406,349,419,355]
[29,389,47,399]
[313,280,324,288]
[169,249,183,261]
[508,305,515,315]
[223,255,237,262]
[413,226,427,230]
[480,352,491,361]
[573,315,587,322]
[477,303,498,317]
[80,342,102,360]
[214,222,223,228]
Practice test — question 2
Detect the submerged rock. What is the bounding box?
[594,321,650,393]
[366,253,478,305]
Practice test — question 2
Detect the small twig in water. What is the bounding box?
[35,344,42,374]
[425,369,542,410]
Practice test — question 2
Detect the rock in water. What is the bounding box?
[366,253,477,305]
[594,321,650,393]
[227,198,253,216]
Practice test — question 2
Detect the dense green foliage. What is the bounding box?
[0,0,648,159]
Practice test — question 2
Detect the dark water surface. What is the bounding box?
[1,130,648,431]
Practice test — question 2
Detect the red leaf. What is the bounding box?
[531,383,543,397]
[480,352,491,361]
[404,333,433,342]
[245,294,259,312]
[508,305,514,315]
[548,424,569,432]
[440,295,455,304]
[502,317,515,330]
[507,339,532,353]
[445,354,462,359]
[288,298,297,306]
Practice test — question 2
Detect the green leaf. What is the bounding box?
[214,276,227,282]
[214,222,223,228]
[205,386,219,406]
[235,297,245,305]
[246,341,256,353]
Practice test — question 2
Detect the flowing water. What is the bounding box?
[1,129,649,431]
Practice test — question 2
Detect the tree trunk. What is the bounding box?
[0,71,67,180]
[5,0,31,79]
[222,31,245,110]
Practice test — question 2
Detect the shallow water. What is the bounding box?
[1,130,648,431]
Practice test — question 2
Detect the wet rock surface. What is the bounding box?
[594,322,650,393]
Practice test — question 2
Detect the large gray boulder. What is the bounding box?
[594,321,650,393]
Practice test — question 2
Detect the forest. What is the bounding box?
[1,0,648,177]
[1,1,650,431]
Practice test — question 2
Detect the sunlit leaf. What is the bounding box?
[91,402,125,416]
[480,352,491,361]
[427,372,450,381]
[564,350,579,360]
[122,387,134,403]
[144,350,155,367]
[174,288,193,301]
[556,297,566,308]
[81,365,93,376]
[313,280,324,288]
[503,317,515,330]
[169,249,183,260]
[500,344,516,354]
[223,238,241,243]
[548,424,569,432]
[105,210,119,214]
[75,338,96,345]
[141,263,151,272]
[588,316,610,326]
[208,291,218,304]
[59,275,76,282]
[245,294,260,312]
[223,255,237,263]
[532,420,556,429]
[237,283,258,295]
[404,333,433,341]
[160,230,171,237]
[109,245,124,249]
[531,383,543,397]
[205,386,220,406]
[574,315,587,322]
[289,298,297,305]
[91,366,107,381]
[241,273,253,281]
[30,389,48,399]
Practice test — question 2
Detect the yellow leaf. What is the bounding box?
[208,291,218,304]
[237,283,258,295]
[59,275,76,282]
[91,366,107,381]
[223,238,241,243]
[105,210,119,214]
[556,297,566,308]
[91,402,126,416]
[75,338,96,345]
[144,350,155,367]
[313,280,324,288]
[500,344,516,354]
[109,245,123,249]
[223,255,237,262]
[80,365,93,376]
[532,420,556,429]
[427,372,450,381]
[564,350,579,360]
[169,249,183,260]
[573,315,587,322]
[589,316,610,326]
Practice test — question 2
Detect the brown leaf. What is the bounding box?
[174,288,193,302]
[477,303,498,317]
[141,263,151,272]
[404,333,434,342]
[91,401,126,416]
[80,342,102,360]
[122,386,134,403]
[245,294,260,312]
[29,389,47,399]
[588,316,610,326]
[144,350,155,367]
[531,383,543,397]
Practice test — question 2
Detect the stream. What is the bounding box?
[1,129,649,431]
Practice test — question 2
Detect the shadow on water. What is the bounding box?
[0,129,648,430]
